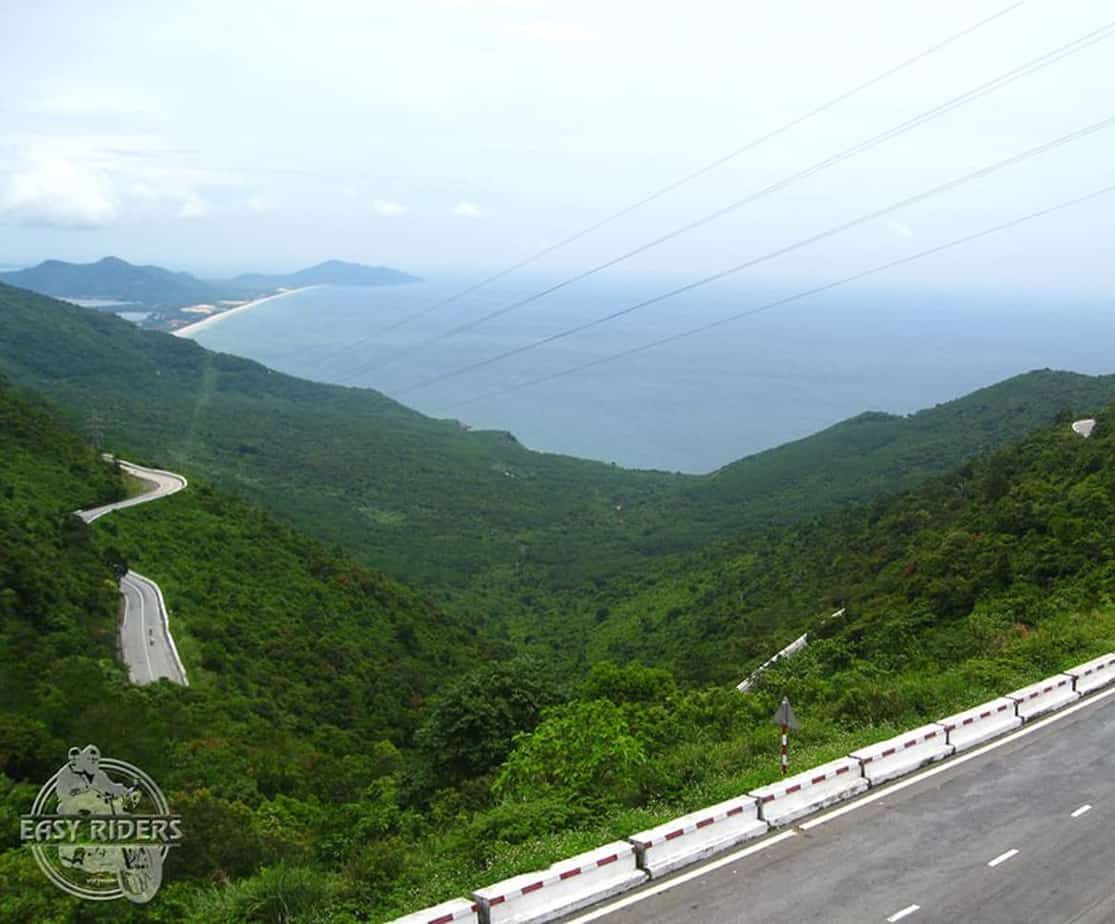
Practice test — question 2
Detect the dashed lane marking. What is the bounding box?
[988,848,1019,868]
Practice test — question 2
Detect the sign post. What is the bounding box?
[771,697,798,776]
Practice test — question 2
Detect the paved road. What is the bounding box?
[76,459,189,686]
[568,690,1115,924]
[120,571,188,685]
[76,459,186,523]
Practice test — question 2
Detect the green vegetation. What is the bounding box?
[0,281,678,592]
[4,281,1114,633]
[3,358,1114,921]
[0,378,472,921]
[347,405,1115,920]
[562,404,1115,685]
[0,257,214,311]
[0,257,418,327]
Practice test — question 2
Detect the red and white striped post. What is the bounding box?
[771,697,797,777]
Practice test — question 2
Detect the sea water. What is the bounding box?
[187,274,1115,473]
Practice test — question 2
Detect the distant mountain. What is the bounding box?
[225,259,419,290]
[0,256,213,309]
[0,256,420,317]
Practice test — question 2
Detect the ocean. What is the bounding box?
[185,274,1115,473]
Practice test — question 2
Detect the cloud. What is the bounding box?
[246,195,275,213]
[503,20,598,42]
[886,220,914,239]
[25,83,160,118]
[372,198,408,217]
[0,133,244,229]
[424,0,541,7]
[179,194,209,219]
[1,156,118,229]
[452,200,484,218]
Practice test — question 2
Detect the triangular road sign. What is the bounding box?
[771,697,798,730]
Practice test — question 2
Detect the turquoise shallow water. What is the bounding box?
[187,274,1115,473]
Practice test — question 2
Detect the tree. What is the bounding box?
[578,660,677,704]
[494,700,646,806]
[412,657,564,788]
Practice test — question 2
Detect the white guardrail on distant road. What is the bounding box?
[75,458,189,686]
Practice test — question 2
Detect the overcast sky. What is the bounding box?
[0,0,1112,291]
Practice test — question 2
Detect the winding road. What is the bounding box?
[77,459,189,686]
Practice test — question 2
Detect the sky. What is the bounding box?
[0,0,1113,291]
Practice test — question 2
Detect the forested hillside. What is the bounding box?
[3,281,1113,619]
[3,367,1115,920]
[353,406,1115,920]
[0,281,679,590]
[532,405,1115,684]
[0,257,215,309]
[0,379,473,921]
[0,257,418,317]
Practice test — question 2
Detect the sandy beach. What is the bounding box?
[173,286,321,337]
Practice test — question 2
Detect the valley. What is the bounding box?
[2,281,1114,920]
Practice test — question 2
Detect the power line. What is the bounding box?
[392,110,1115,398]
[433,181,1115,415]
[340,13,1115,385]
[316,2,1025,376]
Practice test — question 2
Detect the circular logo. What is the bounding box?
[21,745,182,903]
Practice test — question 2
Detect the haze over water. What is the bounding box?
[188,276,1115,473]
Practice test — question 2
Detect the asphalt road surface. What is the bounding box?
[120,570,187,685]
[76,459,186,523]
[566,688,1115,924]
[76,459,188,685]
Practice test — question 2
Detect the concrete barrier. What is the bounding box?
[749,757,867,827]
[936,697,1021,752]
[851,724,953,785]
[1007,674,1079,721]
[737,634,809,692]
[1072,418,1096,438]
[627,795,767,878]
[473,841,645,923]
[1066,653,1115,695]
[389,898,479,924]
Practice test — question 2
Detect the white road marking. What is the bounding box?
[801,685,1115,831]
[887,905,920,922]
[1072,804,1093,818]
[560,832,798,923]
[988,848,1019,868]
[137,579,154,682]
[79,461,189,687]
[559,684,1115,924]
[122,574,157,683]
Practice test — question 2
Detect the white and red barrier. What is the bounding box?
[748,756,866,827]
[935,697,1020,752]
[1066,653,1115,695]
[1007,674,1079,721]
[473,841,645,923]
[391,651,1115,921]
[627,795,767,878]
[389,898,479,924]
[850,724,952,785]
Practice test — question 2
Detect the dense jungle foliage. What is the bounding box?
[0,379,471,921]
[2,362,1114,921]
[3,281,1114,615]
